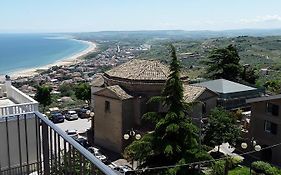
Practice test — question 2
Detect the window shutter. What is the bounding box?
[272,105,279,116]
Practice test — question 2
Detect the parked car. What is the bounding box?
[88,147,108,163]
[74,137,90,148]
[76,108,91,119]
[65,110,79,121]
[113,165,133,174]
[66,129,78,139]
[49,112,64,123]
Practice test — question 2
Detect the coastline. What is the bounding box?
[8,39,97,80]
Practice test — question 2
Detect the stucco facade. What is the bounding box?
[248,95,281,166]
[92,59,218,153]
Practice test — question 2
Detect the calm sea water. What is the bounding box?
[0,34,89,75]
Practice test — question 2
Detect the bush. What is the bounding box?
[211,160,225,175]
[251,161,281,175]
[210,157,243,175]
[228,156,243,169]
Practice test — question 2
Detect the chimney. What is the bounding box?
[4,75,11,97]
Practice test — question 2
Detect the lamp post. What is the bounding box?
[123,128,141,169]
[241,138,261,174]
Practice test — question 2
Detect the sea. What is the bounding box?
[0,34,89,76]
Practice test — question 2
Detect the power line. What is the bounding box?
[128,142,281,173]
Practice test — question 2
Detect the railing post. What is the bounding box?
[42,122,50,174]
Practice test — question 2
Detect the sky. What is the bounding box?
[1,0,281,33]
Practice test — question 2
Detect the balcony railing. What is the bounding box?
[0,111,117,175]
[0,102,38,116]
[0,85,39,116]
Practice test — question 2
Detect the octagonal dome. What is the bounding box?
[105,59,171,81]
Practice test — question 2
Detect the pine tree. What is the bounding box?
[124,45,210,175]
[204,44,242,81]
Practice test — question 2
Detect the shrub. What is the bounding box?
[228,156,243,169]
[210,157,243,175]
[251,161,281,175]
[211,160,225,175]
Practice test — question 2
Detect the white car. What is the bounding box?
[65,129,78,139]
[65,110,79,121]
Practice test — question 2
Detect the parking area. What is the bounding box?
[56,118,91,134]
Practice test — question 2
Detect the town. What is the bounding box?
[1,32,281,175]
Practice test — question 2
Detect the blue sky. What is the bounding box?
[1,0,281,33]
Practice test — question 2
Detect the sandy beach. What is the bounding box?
[8,39,97,80]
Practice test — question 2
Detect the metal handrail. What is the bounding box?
[34,111,117,175]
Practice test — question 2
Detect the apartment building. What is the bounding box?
[247,95,281,166]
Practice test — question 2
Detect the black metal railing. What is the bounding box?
[0,112,117,175]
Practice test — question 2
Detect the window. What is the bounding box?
[105,101,110,112]
[266,102,279,116]
[264,120,277,135]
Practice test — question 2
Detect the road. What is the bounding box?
[56,118,91,134]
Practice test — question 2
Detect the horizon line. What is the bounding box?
[1,27,281,34]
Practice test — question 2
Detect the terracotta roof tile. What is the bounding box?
[106,85,133,100]
[105,59,170,81]
[183,85,206,103]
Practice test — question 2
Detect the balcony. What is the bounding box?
[0,111,116,175]
[0,82,38,116]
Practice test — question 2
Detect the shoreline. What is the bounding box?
[6,39,97,80]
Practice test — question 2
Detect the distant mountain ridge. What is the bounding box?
[74,29,281,40]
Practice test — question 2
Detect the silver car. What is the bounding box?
[65,110,79,121]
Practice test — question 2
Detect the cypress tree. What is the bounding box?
[125,45,210,175]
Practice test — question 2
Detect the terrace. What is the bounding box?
[0,81,38,116]
[0,80,116,175]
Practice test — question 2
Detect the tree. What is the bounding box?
[264,80,281,94]
[124,45,210,175]
[74,83,91,103]
[204,44,242,81]
[34,85,52,112]
[240,65,259,85]
[203,107,241,152]
[59,83,74,97]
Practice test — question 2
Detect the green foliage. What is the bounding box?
[50,149,99,175]
[34,85,52,112]
[204,44,242,81]
[74,83,91,102]
[58,83,74,97]
[227,157,243,170]
[210,157,243,175]
[124,45,211,175]
[228,166,250,175]
[210,160,225,175]
[251,161,281,175]
[264,80,281,94]
[240,66,259,84]
[203,107,241,148]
